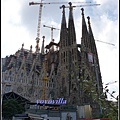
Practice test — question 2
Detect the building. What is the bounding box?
[26,104,77,120]
[1,3,103,117]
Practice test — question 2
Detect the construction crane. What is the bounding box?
[60,3,115,47]
[29,1,101,102]
[105,81,118,85]
[29,1,92,6]
[29,1,100,46]
[43,25,60,42]
[95,40,115,46]
[29,1,91,39]
[60,2,100,9]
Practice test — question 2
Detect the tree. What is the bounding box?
[99,86,118,120]
[88,83,118,120]
[2,99,25,119]
[68,61,118,119]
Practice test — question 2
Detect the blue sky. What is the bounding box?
[1,0,119,101]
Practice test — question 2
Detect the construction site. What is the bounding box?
[2,1,117,120]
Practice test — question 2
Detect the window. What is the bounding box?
[21,73,23,77]
[5,76,8,81]
[62,77,65,85]
[10,77,13,81]
[8,77,10,81]
[5,85,11,92]
[18,78,20,82]
[9,71,12,75]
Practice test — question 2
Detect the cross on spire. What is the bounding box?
[87,16,90,25]
[81,8,84,15]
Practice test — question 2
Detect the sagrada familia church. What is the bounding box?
[2,3,103,116]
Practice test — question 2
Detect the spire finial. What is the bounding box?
[68,2,72,6]
[52,39,54,42]
[36,40,39,48]
[81,8,84,15]
[22,43,24,49]
[87,16,93,35]
[42,36,45,41]
[35,36,40,53]
[52,39,54,51]
[68,2,73,10]
[30,45,32,50]
[41,36,45,54]
[60,5,65,14]
[60,5,65,9]
[87,16,90,25]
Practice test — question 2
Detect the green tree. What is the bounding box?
[99,86,118,120]
[69,63,118,119]
[88,83,118,120]
[79,68,118,119]
[2,99,25,119]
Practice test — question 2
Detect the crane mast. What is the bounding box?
[29,0,44,52]
[42,54,48,101]
[36,3,42,41]
[43,25,60,42]
[29,1,101,47]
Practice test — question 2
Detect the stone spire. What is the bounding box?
[68,2,76,45]
[61,5,66,28]
[87,16,94,36]
[87,16,103,95]
[26,45,33,63]
[59,5,68,48]
[35,39,40,53]
[22,43,24,49]
[87,16,96,53]
[41,36,45,54]
[81,8,88,46]
[30,45,32,52]
[20,43,24,58]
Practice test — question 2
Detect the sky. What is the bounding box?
[1,0,119,101]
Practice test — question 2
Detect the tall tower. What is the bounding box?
[87,16,102,91]
[80,8,103,115]
[80,8,102,93]
[58,3,80,105]
[1,3,103,117]
[58,5,69,100]
[57,5,103,115]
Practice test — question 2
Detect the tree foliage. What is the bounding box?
[85,81,119,120]
[2,99,25,119]
[98,86,119,120]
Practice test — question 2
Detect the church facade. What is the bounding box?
[2,3,103,116]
